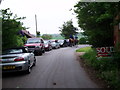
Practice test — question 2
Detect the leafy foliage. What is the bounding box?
[41,34,52,40]
[36,31,40,37]
[74,2,120,47]
[2,8,27,50]
[59,20,78,39]
[79,37,88,44]
[77,47,120,88]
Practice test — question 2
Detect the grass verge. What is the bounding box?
[76,46,91,52]
[76,47,120,89]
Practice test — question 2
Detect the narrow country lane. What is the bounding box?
[2,45,99,88]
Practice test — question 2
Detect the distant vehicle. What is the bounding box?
[58,40,64,47]
[24,38,45,55]
[63,39,69,47]
[44,40,52,51]
[51,40,60,49]
[0,47,36,74]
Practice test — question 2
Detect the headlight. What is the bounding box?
[60,43,63,45]
[45,45,48,47]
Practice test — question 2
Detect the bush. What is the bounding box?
[16,36,27,47]
[2,8,27,50]
[79,47,120,89]
[79,37,88,44]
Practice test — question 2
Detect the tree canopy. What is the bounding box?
[74,2,120,47]
[36,31,40,37]
[59,20,78,39]
[41,34,52,40]
[2,8,27,50]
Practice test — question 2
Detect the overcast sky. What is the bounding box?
[0,0,80,35]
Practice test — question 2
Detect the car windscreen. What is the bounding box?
[59,40,64,43]
[51,42,56,44]
[44,41,48,44]
[27,39,40,44]
[2,49,23,54]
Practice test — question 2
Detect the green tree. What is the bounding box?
[36,31,40,37]
[74,2,120,47]
[79,37,88,44]
[41,34,52,40]
[2,8,27,50]
[59,20,78,39]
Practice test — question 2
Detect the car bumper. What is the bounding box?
[45,46,49,49]
[0,61,29,73]
[51,45,56,48]
[28,48,42,52]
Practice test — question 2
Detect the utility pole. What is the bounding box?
[0,0,3,4]
[35,14,37,36]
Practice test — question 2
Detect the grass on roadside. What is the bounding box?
[76,47,120,89]
[76,46,91,52]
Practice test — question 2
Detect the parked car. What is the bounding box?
[51,40,60,49]
[0,47,36,74]
[58,40,64,47]
[63,39,69,47]
[44,40,52,51]
[24,38,45,55]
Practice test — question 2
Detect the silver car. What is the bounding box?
[51,40,60,49]
[0,47,36,74]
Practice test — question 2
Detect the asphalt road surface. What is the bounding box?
[2,45,99,88]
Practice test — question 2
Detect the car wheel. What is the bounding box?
[55,46,57,49]
[50,46,52,50]
[39,51,42,55]
[42,49,45,53]
[34,51,39,56]
[48,47,50,51]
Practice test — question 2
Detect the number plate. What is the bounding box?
[3,66,15,70]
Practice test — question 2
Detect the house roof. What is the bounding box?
[21,30,35,38]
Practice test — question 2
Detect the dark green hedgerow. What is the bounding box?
[79,48,120,89]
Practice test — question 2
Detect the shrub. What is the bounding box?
[78,47,120,89]
[79,37,88,44]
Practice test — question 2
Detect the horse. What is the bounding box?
[74,39,78,45]
[69,38,75,47]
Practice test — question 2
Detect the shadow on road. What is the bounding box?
[2,71,29,78]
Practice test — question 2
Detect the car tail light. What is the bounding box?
[14,57,24,61]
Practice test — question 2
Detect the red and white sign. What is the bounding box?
[96,47,114,57]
